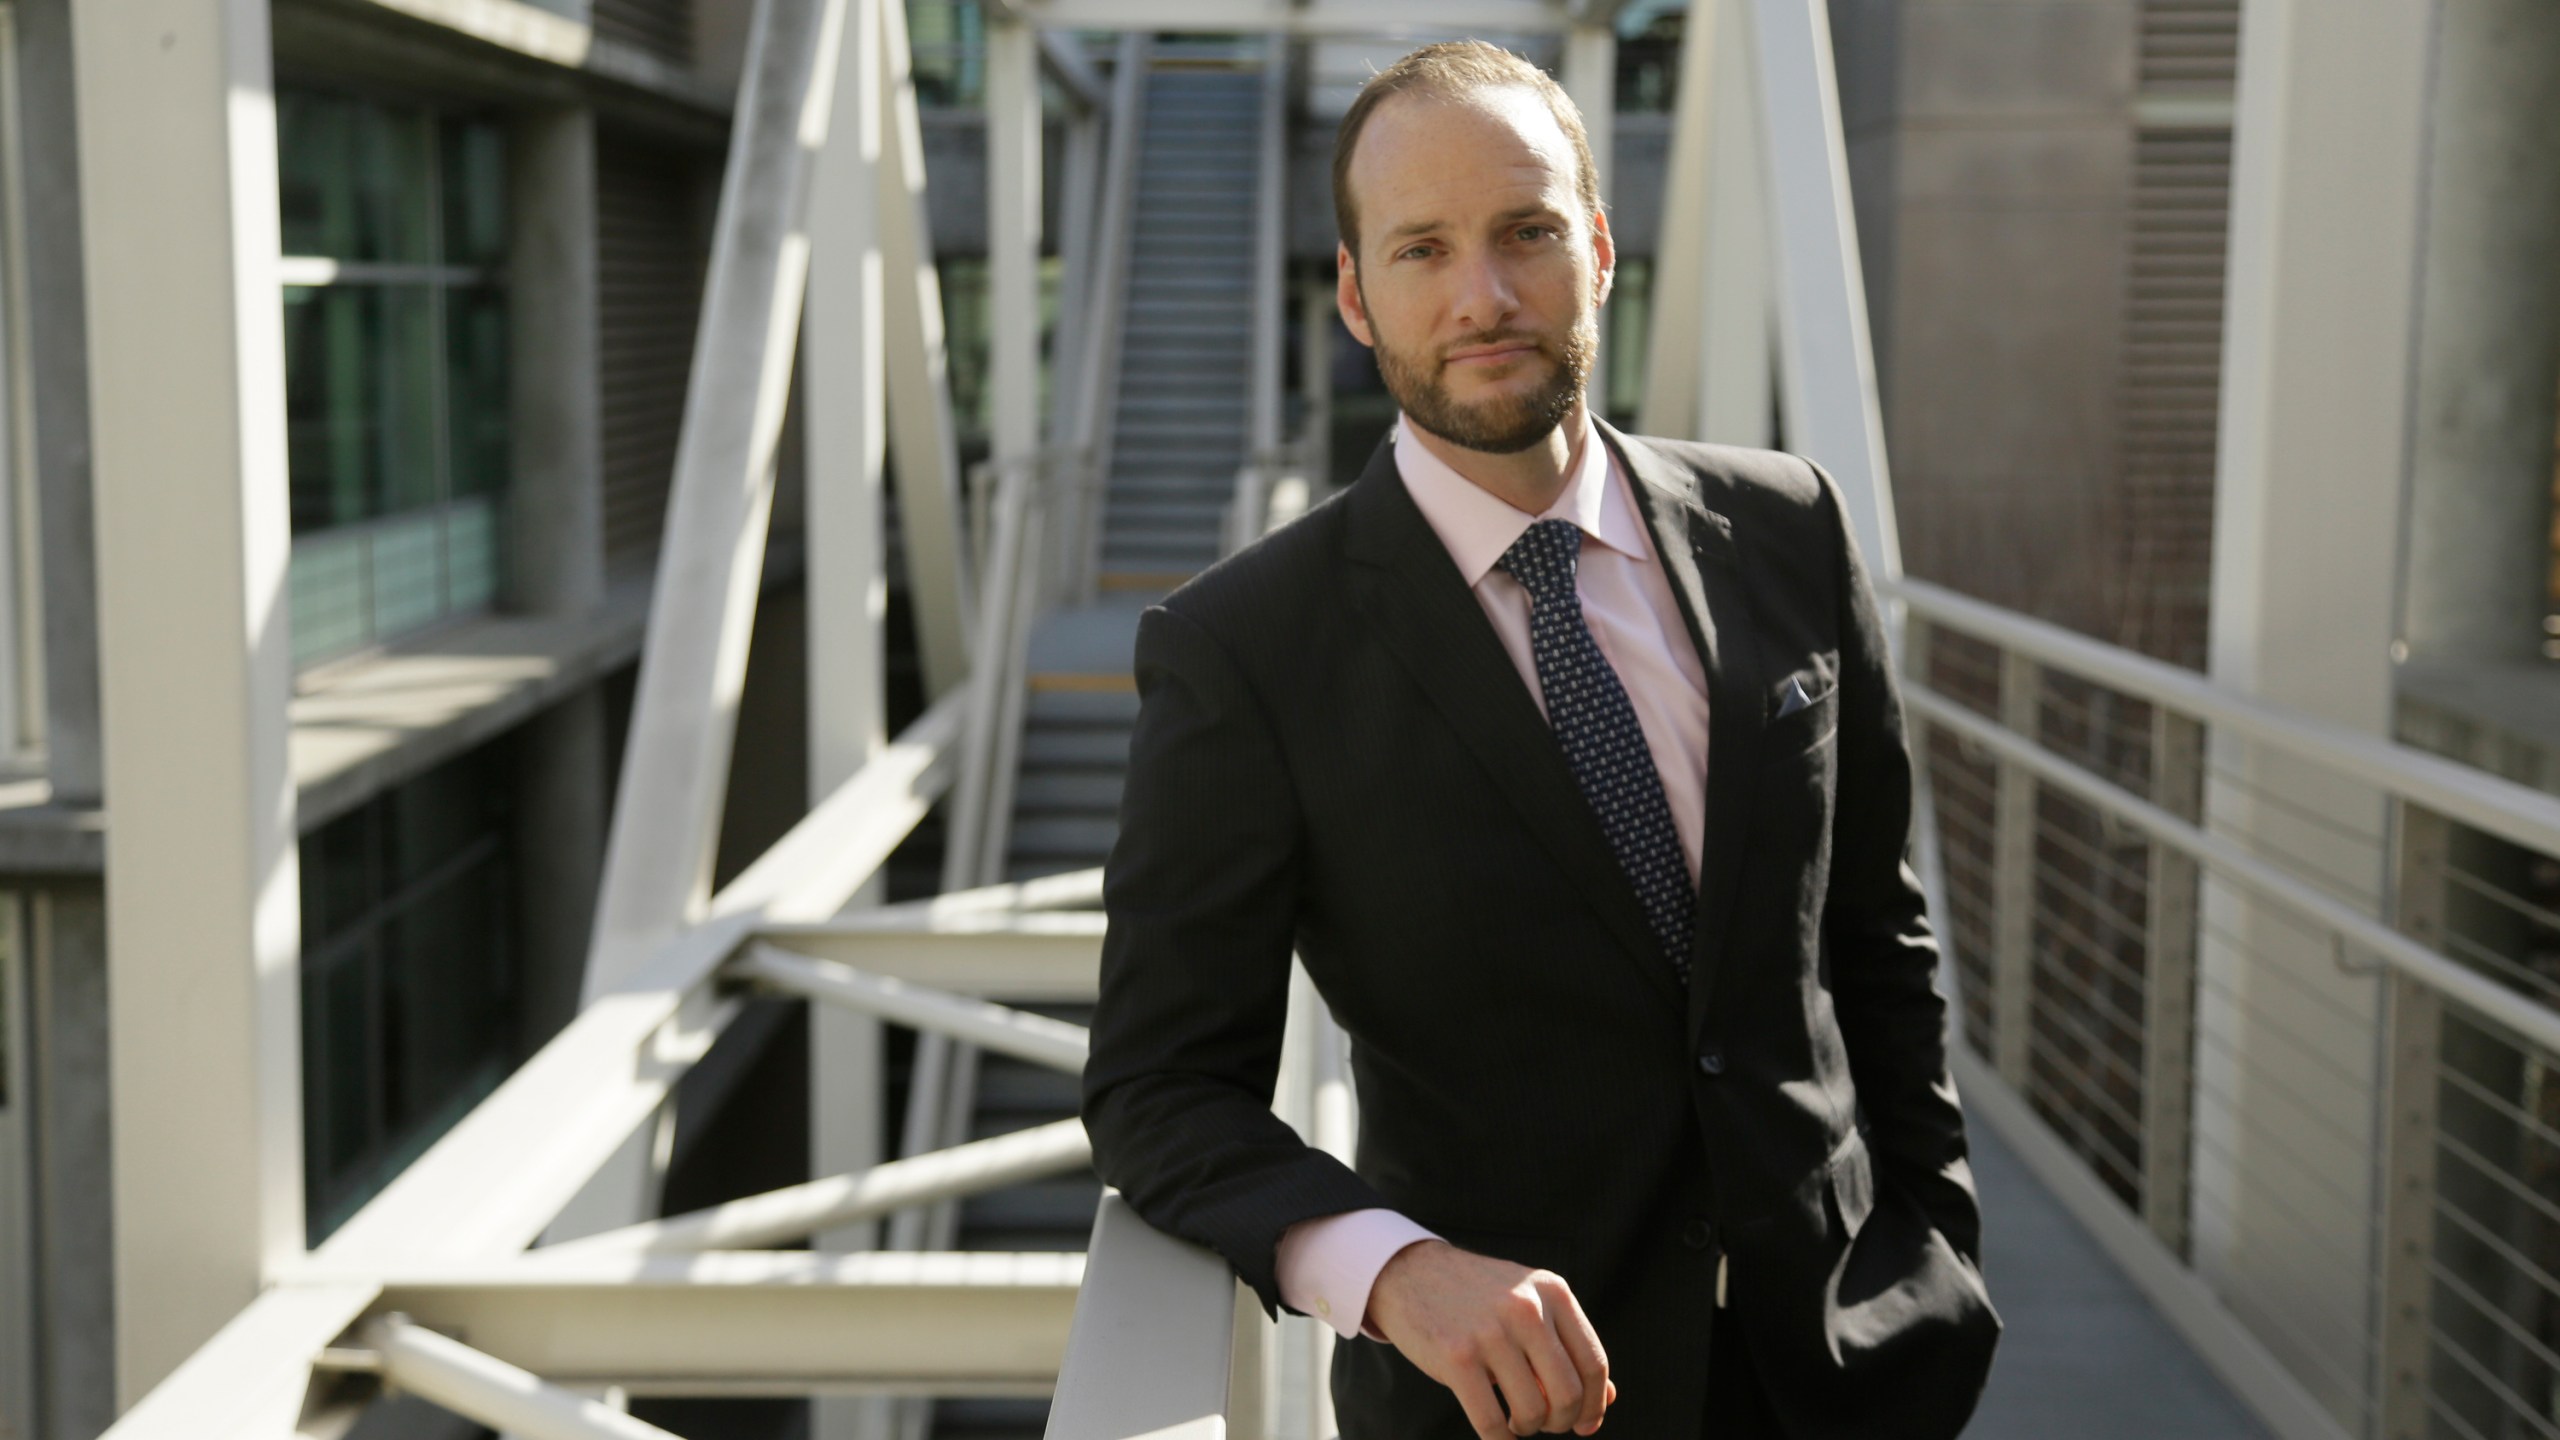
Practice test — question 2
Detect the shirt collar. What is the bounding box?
[1392,412,1654,589]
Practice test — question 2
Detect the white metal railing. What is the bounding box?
[1899,578,2560,1440]
[1058,35,1153,605]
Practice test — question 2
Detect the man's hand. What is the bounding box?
[1366,1239,1616,1438]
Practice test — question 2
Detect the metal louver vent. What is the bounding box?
[2114,127,2232,669]
[593,0,693,68]
[597,136,709,577]
[2109,0,2241,667]
[2139,0,2242,95]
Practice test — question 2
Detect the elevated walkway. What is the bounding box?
[1965,1118,2268,1439]
[97,3,2560,1440]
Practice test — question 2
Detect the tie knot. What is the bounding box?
[1496,518,1585,603]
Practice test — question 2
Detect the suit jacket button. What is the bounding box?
[1696,1047,1726,1077]
[1681,1219,1716,1250]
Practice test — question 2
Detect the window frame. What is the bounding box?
[278,88,511,671]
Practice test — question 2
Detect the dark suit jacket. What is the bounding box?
[1083,423,1999,1439]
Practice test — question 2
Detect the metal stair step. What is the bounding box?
[1012,771,1126,813]
[1008,816,1119,857]
[1102,545,1222,571]
[1019,729,1131,768]
[1025,688,1140,725]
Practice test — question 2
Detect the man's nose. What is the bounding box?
[1449,248,1521,334]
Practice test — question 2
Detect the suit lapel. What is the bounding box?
[1598,422,1767,1029]
[1342,436,1686,1013]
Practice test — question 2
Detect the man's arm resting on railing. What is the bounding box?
[1083,602,1391,1309]
[1087,602,1619,1439]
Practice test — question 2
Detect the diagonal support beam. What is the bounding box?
[364,1315,683,1440]
[755,911,1104,998]
[368,1251,1085,1393]
[586,0,851,999]
[534,1118,1092,1257]
[735,944,1091,1072]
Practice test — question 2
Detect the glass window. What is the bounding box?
[279,89,511,669]
[299,744,516,1242]
[908,0,986,108]
[1614,1,1689,116]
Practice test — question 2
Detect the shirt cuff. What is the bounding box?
[1275,1208,1441,1341]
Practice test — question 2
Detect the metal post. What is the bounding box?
[2143,708,2204,1255]
[2375,804,2448,1440]
[985,18,1043,468]
[1065,35,1150,602]
[17,0,101,807]
[1992,650,2041,1088]
[1561,20,1617,415]
[72,0,305,1397]
[1698,0,1772,448]
[1748,0,1897,576]
[1637,0,1717,439]
[880,0,974,696]
[803,7,890,1436]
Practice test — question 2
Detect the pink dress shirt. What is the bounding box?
[1275,413,1715,1340]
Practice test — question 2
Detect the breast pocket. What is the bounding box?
[1765,654,1840,760]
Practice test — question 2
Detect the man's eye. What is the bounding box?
[1398,244,1436,261]
[1516,225,1554,242]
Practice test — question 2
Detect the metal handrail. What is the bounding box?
[1903,681,2560,1058]
[1890,576,2560,863]
[1061,34,1153,604]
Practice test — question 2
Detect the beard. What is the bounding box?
[1364,293,1596,455]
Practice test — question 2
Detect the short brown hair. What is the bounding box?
[1331,40,1601,257]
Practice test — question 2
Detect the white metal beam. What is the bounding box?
[72,0,305,1398]
[879,0,974,697]
[96,1282,382,1440]
[315,693,963,1272]
[756,912,1105,999]
[370,1251,1084,1392]
[1749,0,1897,581]
[585,0,849,999]
[738,945,1092,1072]
[1041,30,1109,113]
[1061,35,1151,600]
[1560,20,1616,411]
[998,0,1571,35]
[807,0,891,808]
[534,1119,1092,1257]
[987,18,1045,469]
[1636,0,1716,439]
[803,13,893,1411]
[363,1314,686,1440]
[1696,0,1771,448]
[818,865,1104,923]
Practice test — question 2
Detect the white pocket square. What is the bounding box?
[1775,676,1816,719]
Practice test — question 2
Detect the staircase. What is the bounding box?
[1096,58,1264,582]
[937,50,1271,1440]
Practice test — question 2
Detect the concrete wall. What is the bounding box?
[1833,0,2142,640]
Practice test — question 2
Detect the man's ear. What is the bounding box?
[1336,242,1376,349]
[1589,207,1618,310]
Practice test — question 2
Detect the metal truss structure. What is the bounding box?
[91,0,1893,1435]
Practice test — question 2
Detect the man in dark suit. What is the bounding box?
[1083,40,1998,1440]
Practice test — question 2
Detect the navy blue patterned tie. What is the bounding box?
[1497,519,1695,984]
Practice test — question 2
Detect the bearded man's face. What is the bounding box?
[1335,88,1614,455]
